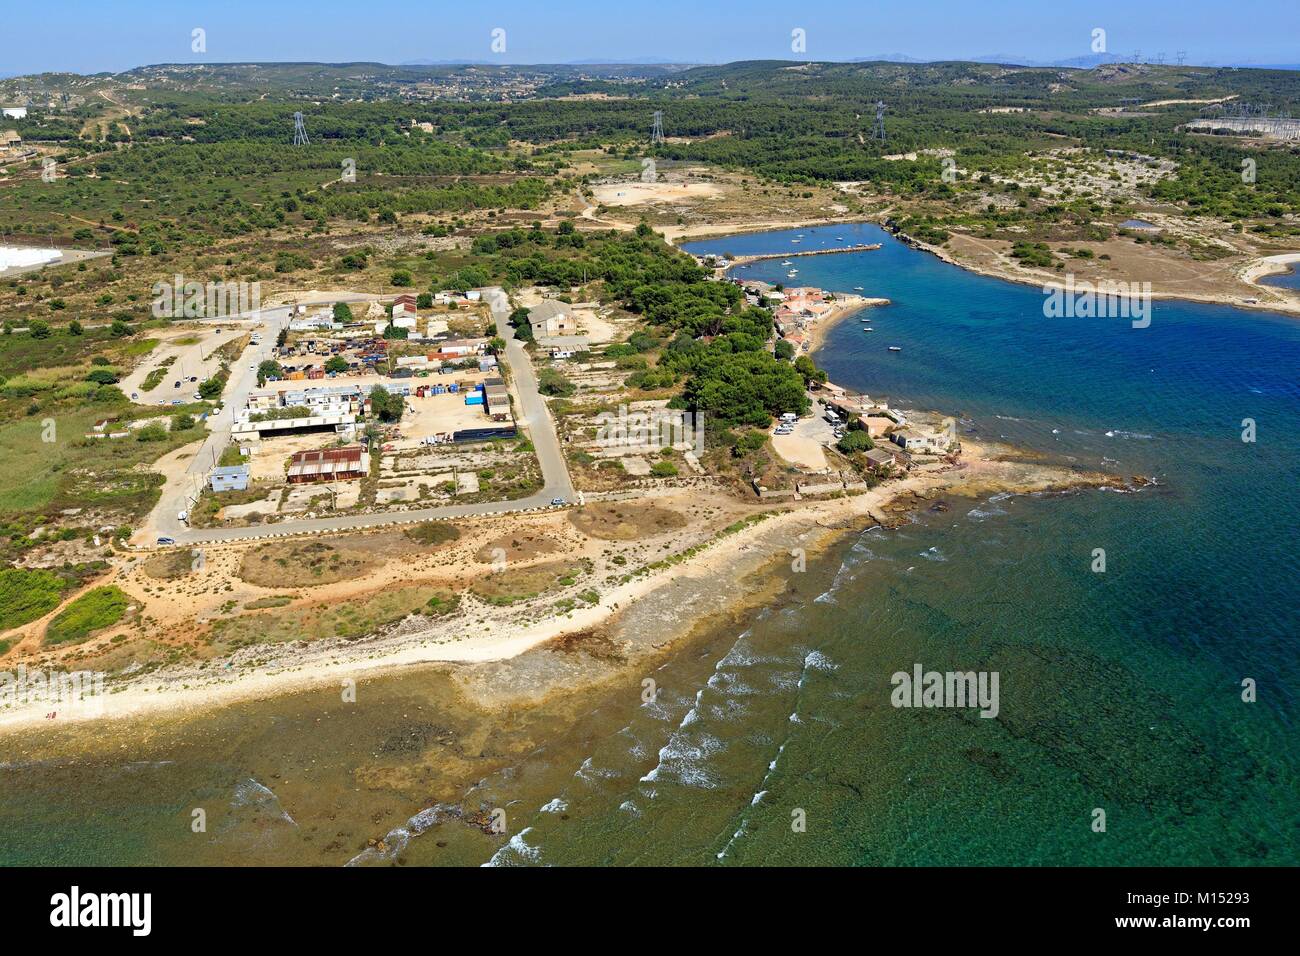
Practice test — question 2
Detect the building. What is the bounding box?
[890,429,949,455]
[287,446,369,484]
[0,130,21,149]
[209,464,251,492]
[527,300,578,337]
[483,381,511,421]
[862,447,897,472]
[2,107,28,120]
[440,337,488,356]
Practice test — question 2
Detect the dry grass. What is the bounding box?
[569,502,688,541]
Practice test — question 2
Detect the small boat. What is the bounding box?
[836,236,844,241]
[888,346,902,352]
[781,260,792,266]
[791,239,802,244]
[853,286,864,291]
[863,327,874,332]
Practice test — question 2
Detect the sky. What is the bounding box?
[2,0,1298,76]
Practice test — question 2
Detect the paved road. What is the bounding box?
[151,307,290,541]
[153,289,574,546]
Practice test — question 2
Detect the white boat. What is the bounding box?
[781,260,792,266]
[888,346,902,351]
[853,286,864,291]
[863,327,874,332]
[791,239,801,244]
[836,236,844,241]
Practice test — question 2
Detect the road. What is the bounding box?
[147,288,574,546]
[148,306,290,542]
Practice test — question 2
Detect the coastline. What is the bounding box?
[890,225,1300,319]
[3,216,1181,738]
[0,439,1120,735]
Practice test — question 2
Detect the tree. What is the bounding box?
[67,319,84,336]
[110,318,131,338]
[333,302,353,323]
[538,368,576,397]
[29,320,51,339]
[390,269,413,287]
[774,339,795,361]
[324,355,349,374]
[794,354,828,386]
[198,375,224,400]
[837,431,874,454]
[487,336,506,355]
[367,384,404,423]
[84,368,119,385]
[257,360,283,386]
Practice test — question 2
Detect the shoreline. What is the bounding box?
[4,216,1196,738]
[670,212,1300,320]
[891,225,1300,319]
[0,441,1121,735]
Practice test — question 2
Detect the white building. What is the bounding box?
[2,107,28,120]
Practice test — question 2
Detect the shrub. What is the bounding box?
[44,586,130,646]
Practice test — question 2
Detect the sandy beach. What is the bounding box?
[0,436,1118,735]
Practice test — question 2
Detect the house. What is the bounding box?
[0,130,21,149]
[287,446,369,483]
[2,107,28,120]
[862,447,897,472]
[441,337,487,356]
[209,464,251,492]
[890,429,949,454]
[527,300,578,337]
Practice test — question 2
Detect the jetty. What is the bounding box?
[701,243,882,270]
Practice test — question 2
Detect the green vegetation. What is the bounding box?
[0,567,72,632]
[837,430,875,454]
[403,521,461,546]
[43,585,130,646]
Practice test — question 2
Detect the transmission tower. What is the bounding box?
[1155,52,1166,66]
[1132,49,1142,64]
[1176,51,1187,66]
[870,100,886,143]
[293,111,309,146]
[650,111,665,144]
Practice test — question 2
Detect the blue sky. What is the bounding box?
[2,0,1298,75]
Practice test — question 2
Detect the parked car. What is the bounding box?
[550,497,567,506]
[192,392,202,401]
[173,381,181,388]
[156,536,175,545]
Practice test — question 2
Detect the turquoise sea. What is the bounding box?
[2,224,1296,866]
